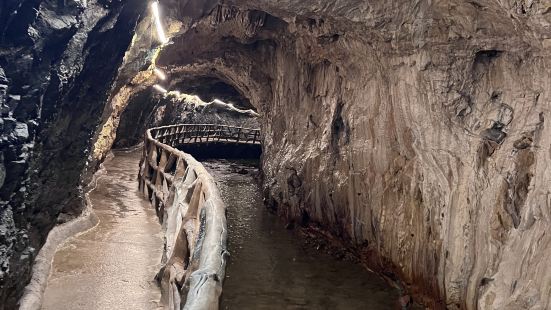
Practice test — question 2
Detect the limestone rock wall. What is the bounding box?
[0,1,145,308]
[149,1,551,308]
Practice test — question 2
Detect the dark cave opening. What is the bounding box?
[114,74,259,149]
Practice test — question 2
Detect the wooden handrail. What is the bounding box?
[149,123,262,146]
[138,123,260,310]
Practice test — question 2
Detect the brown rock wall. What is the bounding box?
[146,1,551,308]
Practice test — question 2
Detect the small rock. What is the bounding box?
[0,67,7,84]
[1,104,9,117]
[1,259,9,272]
[21,143,34,152]
[513,136,532,149]
[0,157,5,189]
[481,128,506,144]
[27,120,38,136]
[1,160,28,199]
[13,122,29,141]
[399,295,412,308]
[3,117,15,131]
[0,85,7,108]
[27,26,40,42]
[6,94,20,111]
[498,105,514,126]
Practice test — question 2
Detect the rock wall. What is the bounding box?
[146,1,551,309]
[0,1,145,308]
[2,0,547,308]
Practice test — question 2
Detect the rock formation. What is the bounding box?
[126,1,550,309]
[1,0,550,309]
[0,1,146,308]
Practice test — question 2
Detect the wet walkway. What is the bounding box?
[42,149,163,310]
[203,160,400,310]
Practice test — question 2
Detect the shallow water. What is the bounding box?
[203,160,400,310]
[42,150,163,310]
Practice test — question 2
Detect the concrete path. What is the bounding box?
[42,149,163,310]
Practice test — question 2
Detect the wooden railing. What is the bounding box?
[151,123,261,147]
[139,123,261,310]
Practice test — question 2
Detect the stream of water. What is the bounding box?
[202,160,400,310]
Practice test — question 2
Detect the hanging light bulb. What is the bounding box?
[153,84,168,93]
[154,68,167,80]
[151,2,169,44]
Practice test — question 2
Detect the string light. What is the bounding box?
[154,68,167,80]
[153,84,168,93]
[150,3,170,93]
[151,2,168,44]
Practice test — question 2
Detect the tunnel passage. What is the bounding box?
[113,75,259,149]
[154,123,262,160]
[173,124,262,160]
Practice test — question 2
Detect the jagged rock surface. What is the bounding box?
[1,0,550,309]
[142,1,550,309]
[0,1,145,308]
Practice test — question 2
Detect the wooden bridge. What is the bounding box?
[151,123,261,147]
[139,123,261,310]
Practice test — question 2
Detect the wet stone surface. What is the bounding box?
[203,160,400,310]
[42,149,163,310]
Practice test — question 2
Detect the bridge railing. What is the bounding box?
[139,123,261,310]
[150,123,261,147]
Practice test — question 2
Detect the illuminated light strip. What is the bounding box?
[154,68,167,80]
[151,2,169,44]
[153,84,168,93]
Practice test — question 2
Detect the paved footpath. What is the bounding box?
[42,149,163,310]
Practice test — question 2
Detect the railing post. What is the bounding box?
[195,125,199,143]
[141,123,265,310]
[147,123,261,147]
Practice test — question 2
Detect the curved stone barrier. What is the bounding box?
[139,124,260,310]
[18,190,99,310]
[18,150,122,310]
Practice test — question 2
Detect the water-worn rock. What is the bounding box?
[13,123,29,142]
[110,1,550,309]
